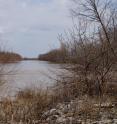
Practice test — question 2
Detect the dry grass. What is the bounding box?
[0,85,117,123]
[0,88,54,123]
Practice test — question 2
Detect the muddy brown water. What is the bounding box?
[0,60,65,98]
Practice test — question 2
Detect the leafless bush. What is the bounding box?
[46,0,116,104]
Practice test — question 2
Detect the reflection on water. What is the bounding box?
[0,60,63,98]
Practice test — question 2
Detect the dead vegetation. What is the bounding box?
[37,0,117,122]
[40,0,117,98]
[0,88,54,123]
[0,0,117,123]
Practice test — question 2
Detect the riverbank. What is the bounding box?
[0,61,116,123]
[0,88,117,124]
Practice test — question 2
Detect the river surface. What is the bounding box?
[0,60,64,98]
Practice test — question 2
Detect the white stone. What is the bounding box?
[56,117,67,123]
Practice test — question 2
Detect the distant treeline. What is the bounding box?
[0,51,22,63]
[38,37,117,64]
[38,43,68,63]
[23,58,38,61]
[39,26,117,64]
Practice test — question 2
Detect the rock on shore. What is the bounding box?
[40,99,117,124]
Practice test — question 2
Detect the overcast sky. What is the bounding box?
[0,0,72,57]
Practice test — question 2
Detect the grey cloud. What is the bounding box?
[0,0,72,57]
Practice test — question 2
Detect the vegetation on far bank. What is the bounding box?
[0,51,22,63]
[38,42,68,63]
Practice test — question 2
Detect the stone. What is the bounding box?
[56,117,67,124]
[50,109,57,115]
